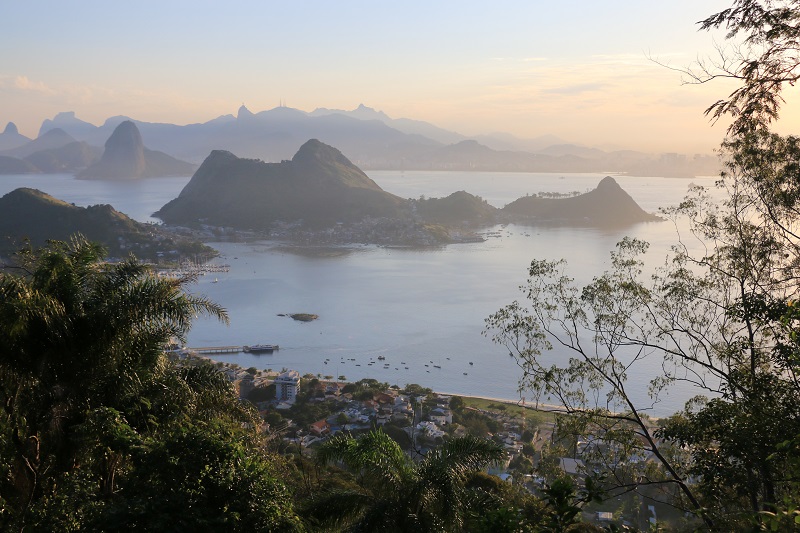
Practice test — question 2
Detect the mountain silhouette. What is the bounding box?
[502,176,661,227]
[155,139,409,228]
[34,107,720,177]
[0,188,210,259]
[78,121,195,179]
[3,128,76,159]
[24,142,101,173]
[0,122,31,151]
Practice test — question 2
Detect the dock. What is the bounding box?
[188,346,243,354]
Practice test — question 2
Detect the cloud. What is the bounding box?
[541,82,609,96]
[490,57,548,63]
[12,75,54,94]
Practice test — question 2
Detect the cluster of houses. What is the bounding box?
[195,357,658,514]
[299,384,453,445]
[203,359,659,528]
[215,363,528,462]
[194,359,651,477]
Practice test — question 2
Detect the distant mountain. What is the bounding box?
[309,104,568,153]
[475,132,568,152]
[396,140,604,173]
[502,176,661,227]
[0,138,101,175]
[24,141,101,173]
[155,139,411,229]
[0,156,38,174]
[2,128,77,159]
[537,144,607,159]
[0,123,31,151]
[311,103,467,145]
[38,111,99,140]
[0,188,212,260]
[33,107,720,176]
[78,121,195,179]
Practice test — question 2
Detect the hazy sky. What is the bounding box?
[2,1,796,153]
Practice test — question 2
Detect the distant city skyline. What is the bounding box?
[2,1,798,153]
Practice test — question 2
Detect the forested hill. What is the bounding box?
[0,188,211,260]
[501,176,661,227]
[155,139,411,229]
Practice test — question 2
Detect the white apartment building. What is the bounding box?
[274,370,300,404]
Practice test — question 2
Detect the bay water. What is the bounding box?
[0,171,718,416]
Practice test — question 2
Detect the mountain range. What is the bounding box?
[0,122,194,177]
[0,138,662,252]
[1,105,720,177]
[156,139,661,240]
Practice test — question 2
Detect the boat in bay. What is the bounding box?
[243,344,279,353]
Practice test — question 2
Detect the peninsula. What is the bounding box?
[0,188,213,261]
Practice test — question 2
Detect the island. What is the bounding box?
[154,139,662,245]
[290,313,319,322]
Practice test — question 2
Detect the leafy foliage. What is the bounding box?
[688,0,800,134]
[306,429,504,532]
[485,4,800,528]
[0,236,301,530]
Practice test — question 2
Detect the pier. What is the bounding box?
[188,345,243,354]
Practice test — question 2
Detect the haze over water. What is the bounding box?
[0,171,716,415]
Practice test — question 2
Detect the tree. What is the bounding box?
[682,0,800,136]
[93,422,302,532]
[304,429,504,532]
[449,395,465,411]
[0,237,301,530]
[464,471,548,532]
[486,2,800,528]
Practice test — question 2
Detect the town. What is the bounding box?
[173,349,678,530]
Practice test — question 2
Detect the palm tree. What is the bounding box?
[306,428,505,532]
[0,236,229,526]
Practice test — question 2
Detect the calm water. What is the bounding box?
[0,171,718,415]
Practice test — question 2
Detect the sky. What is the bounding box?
[2,1,797,154]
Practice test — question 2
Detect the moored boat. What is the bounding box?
[243,344,279,353]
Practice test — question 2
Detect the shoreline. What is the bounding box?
[187,353,661,421]
[193,353,566,414]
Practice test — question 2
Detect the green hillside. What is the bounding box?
[156,139,411,229]
[0,188,211,260]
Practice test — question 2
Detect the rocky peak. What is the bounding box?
[104,121,144,155]
[292,139,345,164]
[78,120,194,179]
[3,122,18,135]
[596,176,623,191]
[237,104,254,120]
[291,139,382,191]
[351,104,390,121]
[96,121,146,177]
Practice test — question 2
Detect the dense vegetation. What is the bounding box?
[3,2,800,531]
[0,187,214,261]
[0,237,301,531]
[486,0,800,530]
